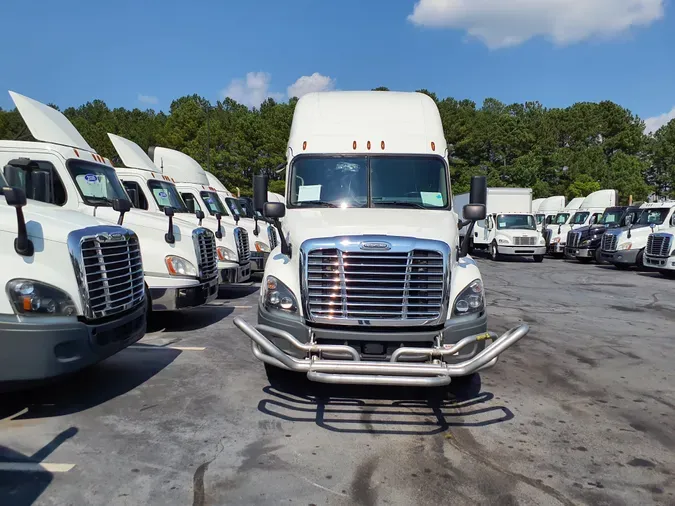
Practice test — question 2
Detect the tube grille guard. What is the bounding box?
[233,317,529,387]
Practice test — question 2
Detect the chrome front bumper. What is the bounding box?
[233,317,529,387]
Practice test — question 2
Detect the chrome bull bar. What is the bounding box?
[233,317,529,387]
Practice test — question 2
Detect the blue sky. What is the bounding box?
[1,0,673,131]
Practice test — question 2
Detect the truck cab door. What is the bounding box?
[484,215,493,242]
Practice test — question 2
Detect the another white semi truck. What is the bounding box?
[2,92,220,313]
[603,201,675,270]
[204,170,274,271]
[456,187,545,262]
[545,192,617,256]
[107,134,250,285]
[644,207,675,277]
[233,90,529,387]
[148,147,256,282]
[536,196,566,231]
[1,182,146,384]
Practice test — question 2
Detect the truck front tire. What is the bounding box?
[533,255,544,263]
[489,242,499,261]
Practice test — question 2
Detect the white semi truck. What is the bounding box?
[455,187,545,262]
[545,192,617,256]
[204,170,274,272]
[644,208,675,277]
[147,146,254,282]
[603,201,675,270]
[1,92,220,314]
[1,181,146,384]
[232,90,529,387]
[107,134,250,285]
[536,196,566,231]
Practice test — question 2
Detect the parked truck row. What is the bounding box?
[1,90,276,386]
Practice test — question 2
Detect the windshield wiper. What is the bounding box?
[87,196,114,206]
[373,201,427,209]
[297,200,338,208]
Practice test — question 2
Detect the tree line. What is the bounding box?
[1,88,673,202]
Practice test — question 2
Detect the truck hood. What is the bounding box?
[92,207,195,236]
[283,208,457,247]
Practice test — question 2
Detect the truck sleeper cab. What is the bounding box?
[603,202,675,269]
[2,92,219,313]
[106,133,249,286]
[545,197,585,255]
[233,91,529,387]
[1,185,146,384]
[566,206,641,263]
[535,196,566,232]
[147,146,252,284]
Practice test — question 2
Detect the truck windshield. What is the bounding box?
[289,156,449,209]
[599,210,623,225]
[67,160,130,206]
[200,191,229,216]
[536,214,545,224]
[225,197,245,218]
[148,180,189,213]
[496,214,536,230]
[637,208,670,225]
[553,213,570,224]
[622,209,642,226]
[571,212,589,225]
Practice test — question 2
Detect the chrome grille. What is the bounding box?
[646,234,672,257]
[513,236,537,246]
[69,227,145,320]
[303,238,449,326]
[193,228,218,280]
[268,226,278,250]
[602,233,618,252]
[234,227,251,265]
[567,231,581,248]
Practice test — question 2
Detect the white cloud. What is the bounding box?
[137,93,158,105]
[408,0,664,49]
[287,73,336,99]
[644,106,675,134]
[221,72,283,109]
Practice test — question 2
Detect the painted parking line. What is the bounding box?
[0,462,75,472]
[128,346,206,351]
[0,407,28,423]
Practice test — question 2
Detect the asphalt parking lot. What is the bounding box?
[1,256,675,506]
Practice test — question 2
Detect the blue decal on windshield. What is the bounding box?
[84,174,98,183]
[158,191,168,198]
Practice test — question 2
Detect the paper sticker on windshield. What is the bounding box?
[158,191,168,198]
[420,192,443,207]
[84,174,98,184]
[298,185,322,202]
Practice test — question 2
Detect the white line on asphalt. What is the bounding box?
[0,407,28,422]
[299,476,348,497]
[0,463,75,472]
[128,346,206,351]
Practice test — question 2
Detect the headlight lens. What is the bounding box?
[255,241,270,253]
[618,242,632,251]
[497,235,510,244]
[453,279,484,316]
[217,246,237,262]
[539,237,545,244]
[580,239,589,246]
[6,279,77,316]
[552,237,561,243]
[165,256,198,277]
[262,275,297,312]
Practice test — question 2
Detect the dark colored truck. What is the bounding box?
[565,206,642,263]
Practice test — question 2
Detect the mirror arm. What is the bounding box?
[117,210,126,226]
[215,213,223,239]
[253,216,260,236]
[165,215,175,244]
[14,206,34,256]
[272,218,291,257]
[458,221,476,259]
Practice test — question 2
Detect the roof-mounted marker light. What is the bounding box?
[74,149,80,157]
[302,141,307,151]
[381,141,385,150]
[367,141,371,150]
[431,141,436,151]
[353,141,357,150]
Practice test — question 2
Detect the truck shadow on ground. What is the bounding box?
[257,374,514,436]
[148,305,234,333]
[0,427,78,506]
[0,348,180,421]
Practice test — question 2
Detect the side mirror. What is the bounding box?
[463,204,486,221]
[2,186,33,256]
[253,174,269,212]
[32,170,52,203]
[215,212,223,239]
[469,175,487,205]
[264,202,286,219]
[185,198,196,214]
[112,198,131,225]
[195,209,205,226]
[164,206,175,244]
[126,188,139,208]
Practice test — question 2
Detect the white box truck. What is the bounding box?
[455,187,546,262]
[107,134,250,285]
[1,92,219,314]
[232,91,529,387]
[1,181,146,384]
